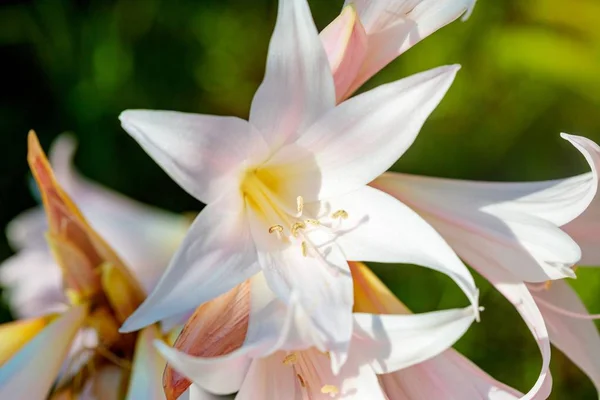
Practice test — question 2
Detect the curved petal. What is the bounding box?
[320,5,368,102]
[248,209,354,371]
[326,186,478,310]
[0,305,87,399]
[120,191,260,332]
[531,280,600,392]
[5,207,47,251]
[344,0,476,96]
[236,355,302,399]
[267,65,459,202]
[352,307,476,374]
[380,350,526,400]
[120,110,267,204]
[372,170,586,282]
[180,385,222,400]
[126,326,165,400]
[249,0,335,150]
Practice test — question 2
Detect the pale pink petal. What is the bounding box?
[531,280,600,392]
[125,326,165,399]
[0,305,87,399]
[381,349,525,400]
[121,191,260,332]
[236,355,302,399]
[319,5,368,102]
[321,186,478,311]
[249,0,335,150]
[5,207,47,251]
[120,110,267,204]
[267,65,459,202]
[352,306,476,374]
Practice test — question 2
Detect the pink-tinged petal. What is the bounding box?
[560,134,600,266]
[120,191,260,333]
[320,5,368,102]
[5,207,47,251]
[267,65,459,202]
[248,209,353,371]
[323,186,478,311]
[120,110,267,204]
[90,365,123,400]
[236,355,302,399]
[531,280,600,392]
[352,306,476,374]
[249,0,336,150]
[343,0,475,96]
[380,350,525,400]
[125,326,166,400]
[372,170,586,281]
[0,305,87,399]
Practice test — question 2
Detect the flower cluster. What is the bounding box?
[1,1,599,399]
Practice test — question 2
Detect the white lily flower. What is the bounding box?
[118,0,479,364]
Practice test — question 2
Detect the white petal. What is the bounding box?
[180,385,222,400]
[372,171,583,282]
[325,185,479,310]
[560,134,600,266]
[120,191,260,332]
[338,362,387,400]
[248,210,354,370]
[380,349,525,400]
[120,110,267,204]
[532,280,600,392]
[0,305,87,399]
[267,65,459,201]
[126,326,165,400]
[5,207,47,251]
[352,307,475,374]
[249,0,335,150]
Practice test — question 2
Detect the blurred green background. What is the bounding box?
[1,0,599,398]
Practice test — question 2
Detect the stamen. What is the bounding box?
[544,281,552,290]
[297,196,304,214]
[282,353,297,365]
[321,385,339,397]
[291,222,306,237]
[269,224,284,234]
[331,210,348,220]
[297,374,306,388]
[301,241,308,257]
[534,295,600,320]
[305,219,320,225]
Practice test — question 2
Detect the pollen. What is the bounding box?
[331,209,348,219]
[321,385,339,396]
[291,221,306,236]
[297,196,304,214]
[544,281,552,290]
[301,241,308,257]
[305,218,320,225]
[269,224,284,234]
[283,353,297,365]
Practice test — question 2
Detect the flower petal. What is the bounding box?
[125,326,165,400]
[319,5,368,102]
[0,315,53,364]
[267,65,459,201]
[236,356,302,399]
[249,0,335,150]
[326,186,478,310]
[180,385,222,400]
[372,171,585,282]
[120,191,260,332]
[0,305,87,399]
[352,306,476,374]
[120,110,267,204]
[531,280,600,392]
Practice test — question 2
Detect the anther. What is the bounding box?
[291,222,306,236]
[297,374,306,388]
[301,241,308,257]
[544,281,552,290]
[321,385,339,397]
[297,196,304,214]
[331,210,348,220]
[269,225,284,234]
[305,219,320,225]
[283,353,297,365]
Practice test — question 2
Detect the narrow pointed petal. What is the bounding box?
[164,281,250,399]
[353,307,476,374]
[0,305,87,399]
[120,110,267,204]
[267,65,459,202]
[121,191,260,332]
[532,280,600,392]
[320,5,368,102]
[249,0,335,150]
[345,0,476,96]
[326,186,478,311]
[125,326,166,400]
[0,315,53,364]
